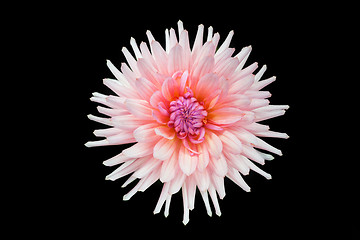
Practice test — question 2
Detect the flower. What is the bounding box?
[85,20,289,224]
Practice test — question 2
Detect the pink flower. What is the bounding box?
[86,20,289,224]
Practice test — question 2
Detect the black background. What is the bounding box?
[21,2,353,239]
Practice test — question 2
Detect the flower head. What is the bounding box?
[86,20,289,224]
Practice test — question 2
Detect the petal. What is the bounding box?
[209,154,228,177]
[125,99,152,118]
[162,77,179,101]
[150,90,168,109]
[155,126,175,139]
[228,74,255,94]
[122,141,157,158]
[135,77,158,102]
[195,73,220,101]
[193,169,210,192]
[133,123,158,142]
[204,131,223,159]
[137,58,161,88]
[208,107,245,125]
[168,44,185,74]
[178,145,197,176]
[191,56,215,81]
[226,166,251,192]
[197,143,210,171]
[151,41,169,75]
[153,138,176,161]
[160,151,178,182]
[218,130,242,154]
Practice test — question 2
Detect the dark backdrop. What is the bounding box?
[33,2,350,239]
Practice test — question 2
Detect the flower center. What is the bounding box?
[168,88,207,145]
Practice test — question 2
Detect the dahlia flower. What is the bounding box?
[86,20,289,224]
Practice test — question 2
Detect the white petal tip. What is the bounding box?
[123,195,130,201]
[207,210,213,217]
[182,219,189,225]
[153,210,160,215]
[215,210,222,217]
[266,175,272,180]
[84,142,91,147]
[245,187,251,192]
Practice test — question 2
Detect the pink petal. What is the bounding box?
[162,77,179,101]
[125,99,152,118]
[168,44,185,74]
[193,168,210,192]
[152,109,169,124]
[150,90,168,109]
[153,138,176,161]
[135,77,158,102]
[169,171,186,194]
[226,166,251,192]
[204,131,223,159]
[103,78,139,99]
[209,154,228,177]
[155,126,175,139]
[218,130,242,154]
[160,151,178,182]
[228,74,255,94]
[151,41,168,75]
[178,145,197,176]
[191,56,215,81]
[137,58,161,88]
[133,123,158,142]
[197,143,210,171]
[122,142,157,158]
[195,73,220,101]
[208,107,245,125]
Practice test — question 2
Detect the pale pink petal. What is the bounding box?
[137,58,161,88]
[133,157,161,178]
[215,30,234,56]
[133,123,158,142]
[149,90,168,109]
[218,130,243,154]
[195,73,219,101]
[200,190,212,217]
[213,57,239,79]
[162,77,179,101]
[193,169,210,192]
[160,151,178,182]
[197,143,210,171]
[155,126,175,139]
[241,144,265,165]
[153,182,170,214]
[242,157,272,180]
[125,99,153,118]
[105,156,148,181]
[169,171,186,194]
[122,141,157,158]
[135,77,158,102]
[210,173,226,199]
[103,78,139,99]
[209,154,228,177]
[182,182,190,225]
[151,41,168,75]
[186,176,197,210]
[204,131,223,159]
[152,109,169,124]
[191,56,215,80]
[226,166,251,192]
[102,152,135,166]
[106,60,131,87]
[208,186,222,216]
[178,145,197,176]
[228,74,255,94]
[168,44,185,74]
[208,107,245,125]
[93,127,122,137]
[153,138,176,161]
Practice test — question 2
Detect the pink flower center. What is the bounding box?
[168,88,207,145]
